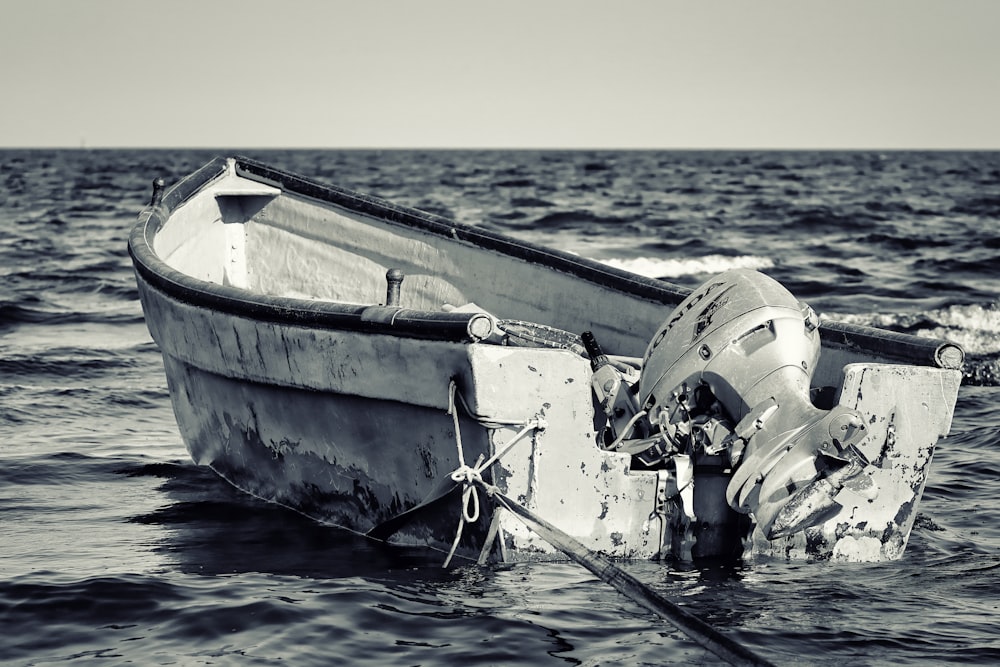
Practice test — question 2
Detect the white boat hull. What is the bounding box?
[131,157,964,563]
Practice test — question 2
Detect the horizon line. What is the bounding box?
[2,145,999,152]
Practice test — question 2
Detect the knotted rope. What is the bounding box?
[443,380,546,567]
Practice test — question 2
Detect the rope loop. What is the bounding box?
[450,464,482,523]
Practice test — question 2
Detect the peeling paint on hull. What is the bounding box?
[746,364,961,562]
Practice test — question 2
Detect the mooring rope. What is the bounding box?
[443,380,546,567]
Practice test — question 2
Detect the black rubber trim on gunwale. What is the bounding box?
[234,156,965,369]
[816,319,964,370]
[128,159,485,341]
[130,247,485,339]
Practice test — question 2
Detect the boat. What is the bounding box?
[129,156,964,565]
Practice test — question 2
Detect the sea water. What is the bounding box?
[1,148,998,665]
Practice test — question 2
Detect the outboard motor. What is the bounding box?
[638,269,870,539]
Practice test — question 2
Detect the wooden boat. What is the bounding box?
[129,156,963,564]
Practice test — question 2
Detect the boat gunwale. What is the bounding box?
[128,156,694,342]
[127,156,965,368]
[128,158,489,340]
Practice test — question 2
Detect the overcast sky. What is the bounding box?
[2,0,997,149]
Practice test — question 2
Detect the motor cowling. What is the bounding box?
[637,269,869,539]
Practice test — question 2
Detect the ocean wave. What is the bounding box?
[493,177,536,188]
[859,232,953,251]
[916,255,1000,278]
[509,196,556,208]
[0,347,147,380]
[952,194,1000,217]
[835,303,1000,356]
[597,254,775,279]
[830,303,1000,386]
[0,299,144,333]
[528,210,638,230]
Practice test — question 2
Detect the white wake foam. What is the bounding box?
[836,303,1000,356]
[597,254,775,279]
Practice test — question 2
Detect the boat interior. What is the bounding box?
[153,165,677,361]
